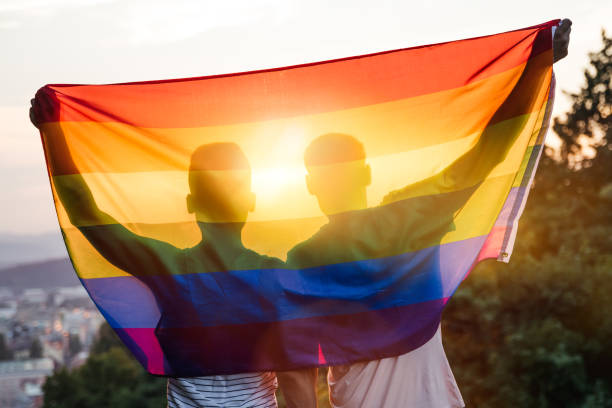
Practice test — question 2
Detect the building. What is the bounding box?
[21,289,46,305]
[0,358,54,408]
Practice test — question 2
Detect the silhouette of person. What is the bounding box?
[30,97,282,407]
[278,132,473,408]
[279,19,571,407]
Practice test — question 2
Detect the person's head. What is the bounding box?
[186,143,255,224]
[304,133,371,216]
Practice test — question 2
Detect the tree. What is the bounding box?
[29,337,43,359]
[43,324,166,408]
[89,322,123,356]
[0,332,13,360]
[553,30,611,176]
[443,30,612,407]
[68,334,82,358]
[43,346,166,408]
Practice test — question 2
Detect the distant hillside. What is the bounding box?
[0,258,80,291]
[0,231,68,268]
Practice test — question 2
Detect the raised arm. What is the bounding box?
[31,92,117,227]
[31,91,180,276]
[384,19,571,204]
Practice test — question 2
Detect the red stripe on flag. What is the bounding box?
[38,22,554,128]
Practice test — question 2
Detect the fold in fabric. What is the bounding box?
[37,20,557,375]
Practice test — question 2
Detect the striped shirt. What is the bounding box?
[167,372,278,408]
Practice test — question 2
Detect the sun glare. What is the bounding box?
[252,166,305,199]
[249,124,309,209]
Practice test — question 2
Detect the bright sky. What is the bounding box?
[1,0,611,235]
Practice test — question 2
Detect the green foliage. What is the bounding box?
[553,30,611,170]
[89,321,124,356]
[43,347,167,408]
[43,325,166,408]
[29,337,43,359]
[67,334,82,358]
[443,30,612,408]
[0,332,13,360]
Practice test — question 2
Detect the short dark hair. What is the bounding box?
[304,133,365,167]
[188,143,251,201]
[189,142,250,172]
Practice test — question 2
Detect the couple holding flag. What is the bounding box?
[31,18,570,408]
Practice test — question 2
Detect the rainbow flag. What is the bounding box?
[35,20,557,376]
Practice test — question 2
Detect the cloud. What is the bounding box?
[111,0,297,46]
[0,0,297,46]
[0,20,20,29]
[0,0,116,14]
[0,0,117,32]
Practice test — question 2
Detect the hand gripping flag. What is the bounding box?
[35,20,557,376]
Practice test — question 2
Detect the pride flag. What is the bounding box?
[36,20,557,376]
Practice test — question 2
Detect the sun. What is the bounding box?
[251,166,305,200]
